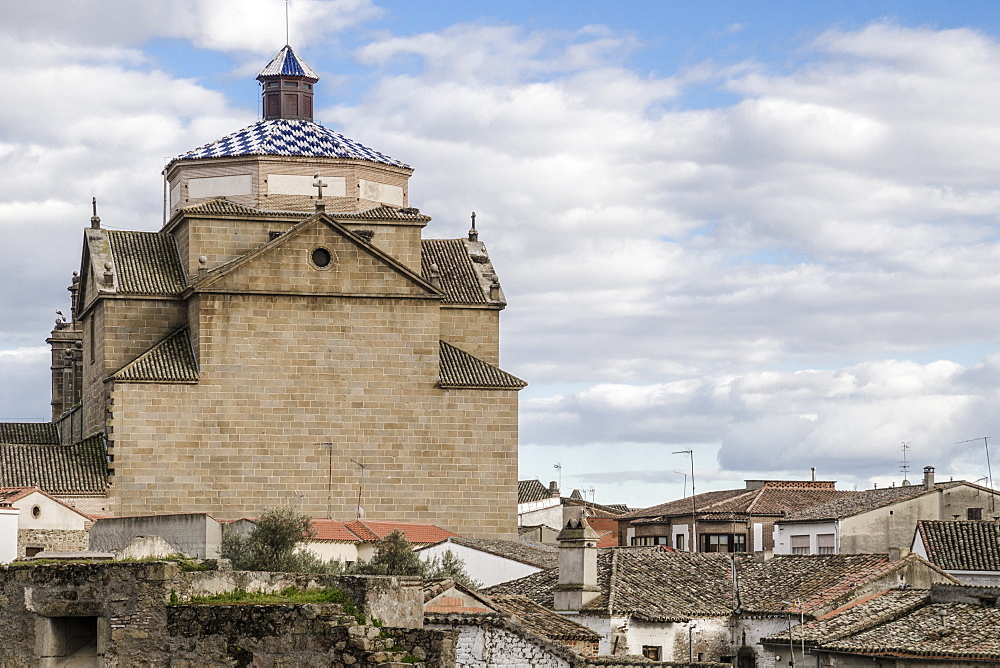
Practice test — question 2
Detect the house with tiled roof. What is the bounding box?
[486,538,956,663]
[618,478,851,553]
[518,479,628,543]
[765,584,1000,667]
[911,520,1000,585]
[417,536,558,587]
[0,44,525,538]
[0,487,94,560]
[303,519,459,564]
[774,467,1000,556]
[422,579,606,665]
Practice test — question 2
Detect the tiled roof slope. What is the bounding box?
[518,479,553,504]
[257,45,318,80]
[489,595,602,642]
[0,422,59,445]
[487,549,938,622]
[917,520,1000,571]
[113,328,198,383]
[821,601,1000,660]
[343,520,459,544]
[106,230,187,295]
[786,483,972,522]
[181,199,308,218]
[761,589,929,646]
[174,119,410,169]
[622,482,850,522]
[439,341,526,389]
[434,537,559,570]
[0,435,106,494]
[422,239,488,304]
[335,206,431,222]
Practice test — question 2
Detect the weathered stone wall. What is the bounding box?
[428,616,574,668]
[439,306,500,365]
[89,513,222,559]
[17,528,89,558]
[0,561,445,666]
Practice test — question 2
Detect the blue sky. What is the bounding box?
[4,0,1000,508]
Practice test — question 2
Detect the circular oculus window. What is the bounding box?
[311,247,332,269]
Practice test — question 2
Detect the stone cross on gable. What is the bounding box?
[313,175,327,199]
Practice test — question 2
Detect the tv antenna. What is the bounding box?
[317,442,334,518]
[957,436,995,514]
[900,441,911,485]
[674,470,688,498]
[553,462,562,490]
[285,0,290,45]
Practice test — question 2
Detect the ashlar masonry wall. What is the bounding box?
[108,291,518,537]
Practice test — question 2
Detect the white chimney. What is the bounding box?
[553,506,601,611]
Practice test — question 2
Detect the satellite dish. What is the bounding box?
[356,507,365,518]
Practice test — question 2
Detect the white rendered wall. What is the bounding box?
[299,540,359,564]
[13,492,89,531]
[0,507,20,563]
[268,174,346,197]
[773,521,838,554]
[419,542,543,587]
[187,174,252,199]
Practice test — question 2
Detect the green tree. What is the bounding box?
[352,529,426,576]
[221,506,324,572]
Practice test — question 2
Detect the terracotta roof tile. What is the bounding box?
[106,230,187,295]
[335,206,431,222]
[762,588,930,646]
[439,341,526,389]
[421,239,489,304]
[917,520,1000,571]
[0,423,59,445]
[489,594,602,642]
[0,434,107,495]
[311,519,365,542]
[487,549,936,622]
[623,484,849,522]
[821,601,1000,659]
[343,520,458,544]
[181,199,301,217]
[113,328,199,383]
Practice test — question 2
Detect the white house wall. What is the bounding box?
[14,492,89,531]
[773,521,839,555]
[299,541,359,564]
[419,542,543,587]
[0,506,19,563]
[425,622,571,667]
[518,497,562,531]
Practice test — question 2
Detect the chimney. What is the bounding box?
[923,466,935,491]
[553,506,601,611]
[811,467,816,482]
[888,547,910,561]
[549,480,560,497]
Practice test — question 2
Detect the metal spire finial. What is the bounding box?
[90,196,101,229]
[468,211,478,242]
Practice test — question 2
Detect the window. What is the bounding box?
[632,535,668,546]
[790,534,810,555]
[968,507,983,520]
[642,646,662,661]
[31,505,41,519]
[701,533,747,553]
[817,533,835,554]
[675,533,686,551]
[311,247,332,268]
[25,546,43,558]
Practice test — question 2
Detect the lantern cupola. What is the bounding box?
[256,45,320,121]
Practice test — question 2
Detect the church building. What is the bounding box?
[0,46,524,538]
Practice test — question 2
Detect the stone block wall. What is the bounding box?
[17,528,89,558]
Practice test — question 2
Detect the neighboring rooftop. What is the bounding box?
[915,520,1000,572]
[487,548,950,622]
[426,537,558,570]
[518,479,556,505]
[309,519,459,545]
[488,594,602,643]
[784,482,987,523]
[762,588,929,647]
[622,480,850,522]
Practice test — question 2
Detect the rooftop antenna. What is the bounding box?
[674,470,688,497]
[553,462,562,491]
[285,0,290,45]
[957,436,995,514]
[318,442,333,518]
[351,458,366,519]
[673,449,697,552]
[900,441,911,485]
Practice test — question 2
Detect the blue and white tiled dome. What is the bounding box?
[174,119,411,169]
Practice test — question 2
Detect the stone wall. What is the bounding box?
[17,528,89,558]
[0,561,446,666]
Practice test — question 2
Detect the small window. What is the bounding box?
[31,505,41,519]
[791,534,810,555]
[817,533,835,554]
[25,546,43,558]
[284,81,299,88]
[675,533,686,551]
[305,83,312,90]
[642,646,662,661]
[267,81,278,88]
[311,247,331,268]
[968,507,983,520]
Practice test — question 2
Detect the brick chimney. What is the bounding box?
[553,506,601,611]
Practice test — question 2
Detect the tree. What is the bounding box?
[352,529,425,576]
[426,548,482,589]
[221,506,323,572]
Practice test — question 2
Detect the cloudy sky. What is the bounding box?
[4,1,1000,508]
